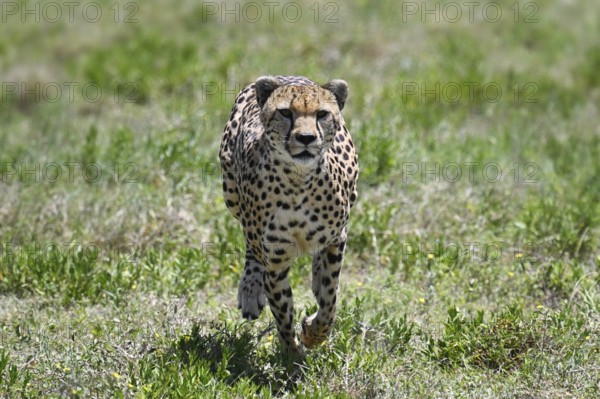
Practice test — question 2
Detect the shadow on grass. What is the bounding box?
[174,321,304,395]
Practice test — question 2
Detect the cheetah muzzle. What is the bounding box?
[219,75,359,352]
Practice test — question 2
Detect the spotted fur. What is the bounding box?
[219,75,358,351]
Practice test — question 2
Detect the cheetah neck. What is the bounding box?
[268,152,326,187]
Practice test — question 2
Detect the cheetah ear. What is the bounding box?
[322,79,348,111]
[255,76,281,108]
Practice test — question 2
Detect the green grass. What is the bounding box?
[1,0,599,397]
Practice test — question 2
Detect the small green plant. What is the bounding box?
[424,305,542,371]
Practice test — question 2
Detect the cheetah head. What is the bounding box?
[254,76,348,166]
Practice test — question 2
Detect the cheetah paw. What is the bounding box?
[237,275,266,320]
[300,314,330,348]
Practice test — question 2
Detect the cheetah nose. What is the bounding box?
[296,132,317,146]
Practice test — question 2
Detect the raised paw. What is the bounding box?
[300,314,331,348]
[237,274,266,320]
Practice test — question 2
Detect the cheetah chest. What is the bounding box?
[263,189,348,259]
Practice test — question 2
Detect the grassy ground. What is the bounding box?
[1,0,599,397]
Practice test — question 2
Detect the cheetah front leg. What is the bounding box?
[301,241,345,348]
[264,265,301,352]
[238,248,266,320]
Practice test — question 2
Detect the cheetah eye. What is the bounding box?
[316,110,329,120]
[278,109,293,118]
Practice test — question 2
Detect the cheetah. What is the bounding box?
[219,75,358,352]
